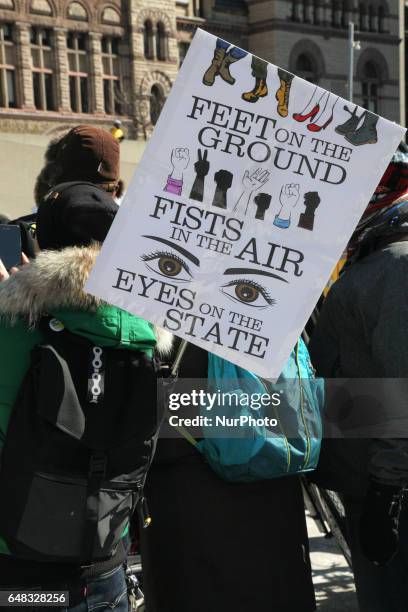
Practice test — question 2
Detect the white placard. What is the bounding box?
[86,29,405,378]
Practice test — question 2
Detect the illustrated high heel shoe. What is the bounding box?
[293,105,319,122]
[307,113,334,132]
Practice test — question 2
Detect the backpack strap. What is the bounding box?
[174,423,199,448]
[163,340,199,449]
[81,452,108,565]
[39,316,109,564]
[171,340,189,377]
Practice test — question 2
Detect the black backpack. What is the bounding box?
[0,317,168,565]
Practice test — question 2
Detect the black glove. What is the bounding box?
[189,149,210,202]
[360,481,404,566]
[212,170,233,209]
[254,193,271,220]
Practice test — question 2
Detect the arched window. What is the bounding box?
[30,0,52,15]
[295,54,317,82]
[150,84,165,125]
[101,7,121,25]
[67,1,88,21]
[362,61,380,112]
[143,20,153,59]
[156,22,167,61]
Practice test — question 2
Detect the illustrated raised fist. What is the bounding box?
[164,146,190,195]
[212,169,233,209]
[214,169,233,190]
[171,147,190,178]
[279,183,300,208]
[254,193,271,221]
[274,183,300,229]
[298,191,321,231]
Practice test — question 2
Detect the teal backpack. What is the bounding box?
[178,339,323,483]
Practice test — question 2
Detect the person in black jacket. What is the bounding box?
[309,147,408,612]
[139,341,316,612]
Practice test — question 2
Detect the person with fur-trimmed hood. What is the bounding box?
[0,126,171,610]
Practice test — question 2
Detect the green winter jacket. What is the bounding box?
[0,244,172,557]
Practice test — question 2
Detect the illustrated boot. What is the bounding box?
[218,53,241,85]
[242,78,268,103]
[203,47,227,86]
[275,78,292,117]
[344,111,379,146]
[335,105,360,135]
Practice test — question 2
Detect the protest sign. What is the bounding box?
[86,29,406,379]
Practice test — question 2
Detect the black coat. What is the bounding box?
[140,343,316,612]
[309,240,408,494]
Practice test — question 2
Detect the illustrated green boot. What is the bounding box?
[335,105,360,135]
[218,53,241,85]
[203,48,227,86]
[344,111,379,146]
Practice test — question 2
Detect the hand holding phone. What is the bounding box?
[0,225,21,271]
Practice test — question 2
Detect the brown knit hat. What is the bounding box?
[56,125,120,189]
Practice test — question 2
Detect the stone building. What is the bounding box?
[0,0,404,139]
[0,0,179,137]
[181,0,403,123]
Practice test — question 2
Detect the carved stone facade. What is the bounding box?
[0,0,180,137]
[0,0,403,139]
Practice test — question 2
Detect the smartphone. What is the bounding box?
[0,225,21,271]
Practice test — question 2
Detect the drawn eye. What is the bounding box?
[141,250,192,282]
[221,279,275,309]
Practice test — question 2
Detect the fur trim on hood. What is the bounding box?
[0,244,173,355]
